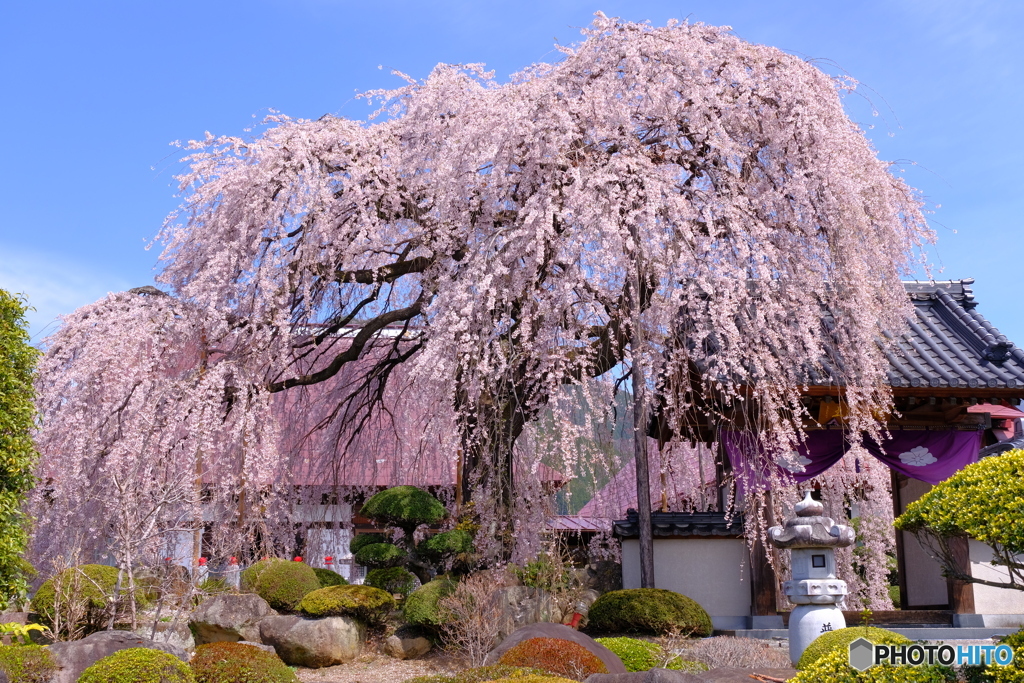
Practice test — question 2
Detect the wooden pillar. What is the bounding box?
[946,535,976,615]
[750,492,778,616]
[891,470,909,610]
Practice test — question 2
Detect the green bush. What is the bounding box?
[797,626,909,670]
[354,542,408,569]
[594,637,663,672]
[790,647,955,682]
[417,530,474,562]
[349,534,385,555]
[312,567,348,588]
[365,567,417,596]
[361,486,447,531]
[252,560,321,612]
[498,637,609,679]
[240,559,275,592]
[983,627,1024,682]
[31,563,120,633]
[198,577,232,595]
[191,641,297,683]
[0,644,58,683]
[297,584,396,626]
[586,589,712,637]
[403,577,457,631]
[78,648,194,683]
[403,665,550,683]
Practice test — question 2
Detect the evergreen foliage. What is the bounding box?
[348,534,384,555]
[312,567,348,588]
[353,542,408,568]
[364,566,417,596]
[31,563,120,633]
[361,486,447,532]
[77,648,194,683]
[797,626,909,670]
[593,637,702,673]
[252,560,320,612]
[191,642,297,683]
[586,589,712,636]
[297,584,396,626]
[417,530,474,562]
[403,576,457,631]
[0,291,38,603]
[0,644,58,683]
[789,646,955,682]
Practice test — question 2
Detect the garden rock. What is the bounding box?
[259,614,364,667]
[189,592,275,644]
[133,622,195,652]
[384,632,431,659]
[484,622,626,674]
[239,639,277,653]
[47,630,188,683]
[586,669,704,683]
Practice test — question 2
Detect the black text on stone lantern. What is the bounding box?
[768,490,856,665]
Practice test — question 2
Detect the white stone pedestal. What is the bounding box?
[789,603,846,664]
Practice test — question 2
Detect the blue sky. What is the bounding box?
[1,0,1021,343]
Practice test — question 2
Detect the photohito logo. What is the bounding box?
[848,638,1015,671]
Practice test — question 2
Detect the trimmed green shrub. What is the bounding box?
[485,677,577,683]
[240,559,275,592]
[365,567,417,596]
[983,627,1024,682]
[252,560,321,612]
[312,567,348,588]
[797,626,909,670]
[0,644,58,683]
[498,637,609,680]
[31,563,120,632]
[354,542,408,568]
[191,641,297,683]
[417,530,474,562]
[297,584,396,627]
[349,534,385,555]
[403,665,550,683]
[594,637,661,672]
[586,589,712,637]
[790,646,956,682]
[198,577,232,595]
[403,576,457,631]
[361,486,447,531]
[78,648,194,683]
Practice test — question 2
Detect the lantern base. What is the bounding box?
[788,603,846,665]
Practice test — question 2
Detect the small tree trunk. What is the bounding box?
[632,349,655,588]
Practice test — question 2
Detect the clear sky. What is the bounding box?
[1,0,1021,344]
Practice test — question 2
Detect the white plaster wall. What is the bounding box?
[621,537,751,629]
[969,539,1024,616]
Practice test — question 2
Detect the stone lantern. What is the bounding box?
[768,490,856,665]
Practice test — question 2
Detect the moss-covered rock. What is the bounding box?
[586,589,712,637]
[313,567,348,588]
[31,563,120,632]
[0,644,58,683]
[403,576,457,632]
[252,560,321,612]
[297,584,396,627]
[191,641,297,683]
[77,647,195,683]
[361,486,447,530]
[365,567,417,596]
[417,530,474,562]
[354,542,408,569]
[498,637,609,679]
[797,626,910,670]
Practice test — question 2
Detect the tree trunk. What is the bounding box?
[631,341,656,588]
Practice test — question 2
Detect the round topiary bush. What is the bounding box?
[31,563,120,632]
[594,637,662,672]
[353,542,408,568]
[0,644,58,683]
[78,647,194,683]
[365,567,417,596]
[361,486,447,530]
[297,584,396,627]
[240,558,276,592]
[252,560,321,612]
[498,637,609,680]
[191,641,297,683]
[796,626,910,670]
[417,530,474,562]
[312,566,348,588]
[349,534,385,555]
[790,646,955,683]
[403,576,457,632]
[586,589,712,637]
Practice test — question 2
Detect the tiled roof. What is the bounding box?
[613,510,745,539]
[882,280,1024,390]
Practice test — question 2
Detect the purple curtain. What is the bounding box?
[860,430,981,485]
[723,430,848,493]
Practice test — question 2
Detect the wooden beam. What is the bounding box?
[946,535,976,615]
[891,470,910,610]
[750,492,778,616]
